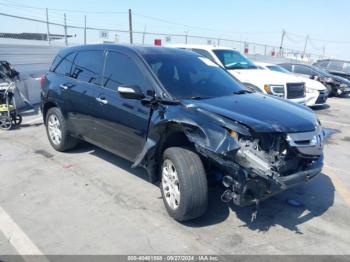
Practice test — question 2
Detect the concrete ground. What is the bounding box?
[0,96,350,256]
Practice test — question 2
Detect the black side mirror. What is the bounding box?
[117,85,145,100]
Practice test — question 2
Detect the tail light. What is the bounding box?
[40,75,46,88]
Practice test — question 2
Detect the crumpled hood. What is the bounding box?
[183,93,317,133]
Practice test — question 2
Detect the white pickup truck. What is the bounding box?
[169,45,306,104]
[255,62,328,107]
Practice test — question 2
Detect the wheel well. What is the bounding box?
[148,127,197,183]
[42,102,57,123]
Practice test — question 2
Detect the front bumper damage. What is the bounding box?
[133,103,324,219]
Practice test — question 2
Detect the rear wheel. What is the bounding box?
[160,147,208,222]
[45,107,78,152]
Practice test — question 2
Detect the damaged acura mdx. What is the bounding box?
[41,44,324,221]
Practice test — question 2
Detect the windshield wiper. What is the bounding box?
[232,90,252,95]
[186,96,211,100]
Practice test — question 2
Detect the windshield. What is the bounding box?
[343,62,350,74]
[267,65,290,74]
[310,65,333,77]
[212,49,257,70]
[143,53,245,99]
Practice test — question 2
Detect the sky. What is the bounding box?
[1,0,350,59]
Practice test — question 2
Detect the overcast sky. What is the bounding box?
[1,0,349,59]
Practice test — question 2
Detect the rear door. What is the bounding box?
[67,50,105,139]
[91,50,153,161]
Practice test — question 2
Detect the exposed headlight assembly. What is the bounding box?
[264,84,285,97]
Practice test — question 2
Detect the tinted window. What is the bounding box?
[267,65,290,74]
[328,61,344,72]
[192,49,216,62]
[294,65,312,75]
[280,64,292,71]
[315,61,329,68]
[103,51,146,90]
[51,52,75,76]
[343,63,350,74]
[212,50,257,69]
[71,50,104,85]
[143,52,244,99]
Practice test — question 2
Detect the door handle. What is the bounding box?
[96,97,108,105]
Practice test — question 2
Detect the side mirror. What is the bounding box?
[117,85,145,100]
[310,75,318,80]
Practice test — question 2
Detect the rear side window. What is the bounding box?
[280,64,292,72]
[71,50,104,85]
[294,65,312,75]
[328,61,344,72]
[316,61,329,68]
[103,51,146,90]
[51,52,75,76]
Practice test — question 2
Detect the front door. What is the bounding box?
[91,50,153,162]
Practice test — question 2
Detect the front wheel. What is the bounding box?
[326,84,334,97]
[160,147,208,222]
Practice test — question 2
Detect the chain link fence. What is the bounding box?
[0,11,326,71]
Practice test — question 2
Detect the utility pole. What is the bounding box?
[185,30,189,44]
[45,8,51,45]
[84,15,87,45]
[142,24,147,45]
[64,13,68,47]
[128,9,133,44]
[303,35,309,57]
[279,29,286,56]
[323,45,326,58]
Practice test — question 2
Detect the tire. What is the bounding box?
[326,84,333,97]
[160,147,208,222]
[45,107,78,152]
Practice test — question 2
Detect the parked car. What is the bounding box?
[314,59,350,81]
[256,62,328,106]
[279,63,350,97]
[169,45,306,104]
[41,44,324,221]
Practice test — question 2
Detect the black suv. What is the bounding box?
[41,45,324,221]
[314,59,350,81]
[279,63,350,96]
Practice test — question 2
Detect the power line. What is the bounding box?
[133,12,279,36]
[0,0,127,14]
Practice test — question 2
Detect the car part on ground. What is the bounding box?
[41,44,324,222]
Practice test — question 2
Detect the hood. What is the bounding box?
[303,77,327,91]
[227,69,304,87]
[183,93,317,133]
[331,74,350,85]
